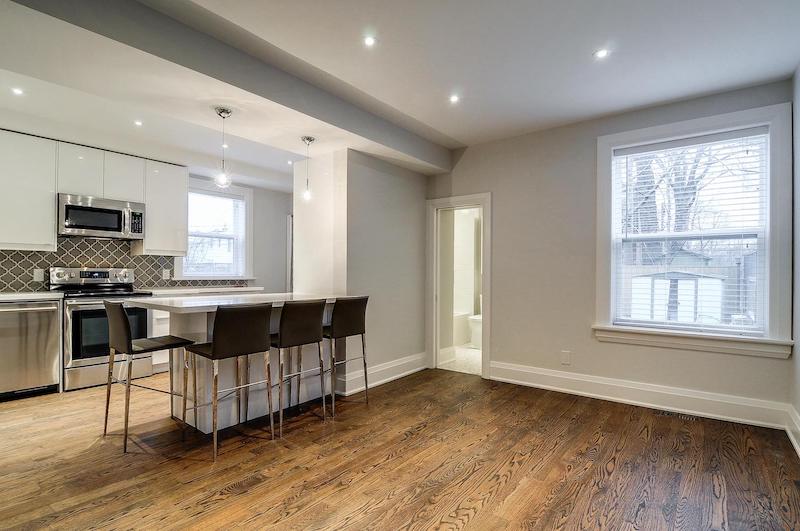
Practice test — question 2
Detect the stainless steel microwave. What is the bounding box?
[57,194,145,240]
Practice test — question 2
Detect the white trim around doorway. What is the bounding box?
[426,193,492,378]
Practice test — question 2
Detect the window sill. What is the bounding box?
[592,324,792,359]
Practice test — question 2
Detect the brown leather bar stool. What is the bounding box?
[103,301,194,453]
[185,303,273,461]
[324,296,369,417]
[271,299,328,437]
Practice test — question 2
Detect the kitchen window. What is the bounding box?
[174,179,253,280]
[594,104,792,357]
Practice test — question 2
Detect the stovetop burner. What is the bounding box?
[48,267,151,299]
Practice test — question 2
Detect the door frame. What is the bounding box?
[426,192,492,378]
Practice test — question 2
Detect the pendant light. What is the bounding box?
[214,106,232,188]
[301,135,315,201]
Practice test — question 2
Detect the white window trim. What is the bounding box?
[173,178,255,281]
[594,103,793,358]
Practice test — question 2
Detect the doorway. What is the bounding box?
[427,194,491,378]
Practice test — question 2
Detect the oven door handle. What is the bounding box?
[0,303,59,313]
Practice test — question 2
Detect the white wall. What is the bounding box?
[292,152,348,295]
[291,149,426,393]
[251,187,292,290]
[791,68,800,422]
[453,208,479,315]
[429,79,794,405]
[346,150,427,370]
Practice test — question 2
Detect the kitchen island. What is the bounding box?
[129,293,341,433]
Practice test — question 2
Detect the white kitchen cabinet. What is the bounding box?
[103,152,145,203]
[131,160,188,256]
[0,131,57,251]
[57,142,104,197]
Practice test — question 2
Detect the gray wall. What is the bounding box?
[347,150,427,366]
[251,187,292,291]
[428,79,794,403]
[793,68,800,413]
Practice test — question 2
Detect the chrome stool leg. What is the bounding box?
[181,349,189,438]
[123,354,133,453]
[362,334,369,405]
[235,356,242,425]
[317,341,326,420]
[264,350,274,439]
[212,360,219,461]
[103,347,115,436]
[192,352,198,426]
[278,348,286,437]
[295,346,302,407]
[329,338,336,417]
[168,348,175,418]
[243,354,250,423]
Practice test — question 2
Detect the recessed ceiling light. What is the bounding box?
[288,160,293,165]
[364,35,376,47]
[134,120,143,126]
[11,87,23,96]
[222,143,229,149]
[593,48,610,59]
[449,94,460,104]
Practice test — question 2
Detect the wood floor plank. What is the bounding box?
[1,368,799,530]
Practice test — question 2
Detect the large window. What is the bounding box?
[613,130,767,335]
[595,104,791,356]
[174,179,252,279]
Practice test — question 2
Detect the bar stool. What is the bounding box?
[272,299,328,437]
[103,301,194,453]
[185,303,273,461]
[324,296,369,417]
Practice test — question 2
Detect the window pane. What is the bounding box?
[615,237,763,334]
[612,132,768,336]
[184,191,246,277]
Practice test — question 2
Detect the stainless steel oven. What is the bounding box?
[62,298,152,391]
[57,193,145,240]
[50,267,153,391]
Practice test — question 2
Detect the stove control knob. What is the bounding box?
[54,270,66,280]
[69,273,76,279]
[117,271,129,281]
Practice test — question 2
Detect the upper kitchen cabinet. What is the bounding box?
[131,160,188,257]
[103,152,145,203]
[0,131,57,251]
[57,142,104,197]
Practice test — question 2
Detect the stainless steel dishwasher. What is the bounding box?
[0,300,61,398]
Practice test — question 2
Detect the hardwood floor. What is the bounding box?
[1,369,799,530]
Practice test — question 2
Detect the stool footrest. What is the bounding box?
[333,356,365,367]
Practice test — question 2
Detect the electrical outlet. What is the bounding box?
[32,269,44,282]
[162,269,170,280]
[560,350,572,366]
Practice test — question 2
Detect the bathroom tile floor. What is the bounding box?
[439,345,481,375]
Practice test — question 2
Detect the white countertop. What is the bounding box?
[128,292,338,314]
[144,286,265,296]
[0,291,64,302]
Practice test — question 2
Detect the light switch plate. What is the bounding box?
[162,269,170,280]
[560,350,572,366]
[32,269,44,282]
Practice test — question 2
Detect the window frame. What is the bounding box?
[173,177,254,281]
[594,103,792,358]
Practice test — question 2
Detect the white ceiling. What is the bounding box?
[0,1,446,190]
[183,0,800,146]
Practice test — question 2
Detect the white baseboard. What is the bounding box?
[786,405,800,458]
[490,361,791,431]
[338,352,427,396]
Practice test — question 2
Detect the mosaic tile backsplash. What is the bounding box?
[0,237,247,292]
